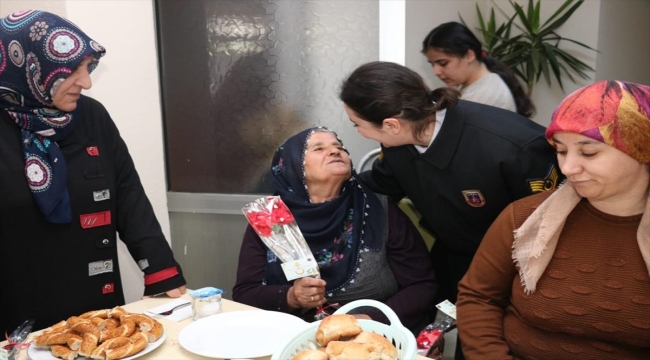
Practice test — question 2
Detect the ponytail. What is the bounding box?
[340,61,461,140]
[482,56,536,117]
[429,88,460,112]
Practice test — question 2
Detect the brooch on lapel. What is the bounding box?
[461,190,486,207]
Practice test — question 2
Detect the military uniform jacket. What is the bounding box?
[359,100,562,255]
[0,96,185,332]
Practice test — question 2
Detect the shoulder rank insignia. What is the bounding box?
[378,151,384,161]
[462,190,486,207]
[528,165,560,193]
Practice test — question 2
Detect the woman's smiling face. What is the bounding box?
[553,131,650,204]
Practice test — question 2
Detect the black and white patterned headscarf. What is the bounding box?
[0,10,106,223]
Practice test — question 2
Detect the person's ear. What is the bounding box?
[465,49,476,63]
[382,118,401,135]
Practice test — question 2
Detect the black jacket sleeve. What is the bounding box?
[358,150,406,200]
[99,101,186,295]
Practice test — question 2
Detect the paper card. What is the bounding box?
[436,299,457,319]
[281,257,319,281]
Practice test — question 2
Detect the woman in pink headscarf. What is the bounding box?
[456,80,650,359]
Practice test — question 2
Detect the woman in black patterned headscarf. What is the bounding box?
[234,126,437,333]
[0,10,106,223]
[0,10,186,333]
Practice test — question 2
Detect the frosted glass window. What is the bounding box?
[157,0,379,194]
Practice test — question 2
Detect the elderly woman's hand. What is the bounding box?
[287,277,327,309]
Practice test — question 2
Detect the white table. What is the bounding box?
[3,295,428,359]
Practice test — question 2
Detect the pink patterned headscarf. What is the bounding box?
[546,80,650,164]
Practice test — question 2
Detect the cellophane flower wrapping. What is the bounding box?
[242,196,320,280]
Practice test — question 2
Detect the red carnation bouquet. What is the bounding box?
[242,196,320,280]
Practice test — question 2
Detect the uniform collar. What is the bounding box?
[417,101,466,169]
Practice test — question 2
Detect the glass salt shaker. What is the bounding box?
[189,287,224,320]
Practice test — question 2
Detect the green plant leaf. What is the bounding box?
[544,44,564,90]
[459,13,469,28]
[533,0,541,33]
[510,0,534,34]
[539,0,584,36]
[527,0,535,29]
[540,0,578,29]
[557,62,577,83]
[476,3,486,33]
[538,55,551,85]
[531,47,541,76]
[551,36,598,52]
[554,48,593,77]
[488,8,496,36]
[460,0,595,93]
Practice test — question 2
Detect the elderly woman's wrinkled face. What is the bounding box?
[303,131,351,185]
[553,131,650,204]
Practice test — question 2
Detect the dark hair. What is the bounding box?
[339,61,460,139]
[422,21,535,118]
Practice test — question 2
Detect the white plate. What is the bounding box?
[178,310,308,359]
[28,329,166,360]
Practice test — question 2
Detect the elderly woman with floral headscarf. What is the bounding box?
[233,127,437,333]
[456,80,650,359]
[0,10,186,334]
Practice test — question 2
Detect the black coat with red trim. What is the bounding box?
[0,96,185,333]
[358,100,563,255]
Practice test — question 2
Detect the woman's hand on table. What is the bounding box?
[288,277,327,309]
[142,285,187,299]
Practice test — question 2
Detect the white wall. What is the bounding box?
[595,0,650,84]
[380,0,406,64]
[0,0,169,304]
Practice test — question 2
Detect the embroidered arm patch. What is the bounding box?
[528,165,559,193]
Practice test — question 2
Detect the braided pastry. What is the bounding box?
[80,309,110,319]
[99,317,120,330]
[104,332,149,360]
[100,319,136,342]
[50,320,68,330]
[145,318,164,343]
[109,306,127,318]
[66,335,83,351]
[35,308,163,360]
[34,332,81,347]
[50,345,77,360]
[77,332,99,357]
[120,313,155,332]
[70,322,100,338]
[89,336,130,359]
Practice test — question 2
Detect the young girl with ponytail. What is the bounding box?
[422,21,535,118]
